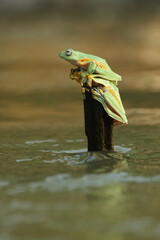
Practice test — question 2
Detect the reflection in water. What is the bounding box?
[6,172,160,195]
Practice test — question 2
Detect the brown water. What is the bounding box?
[0,89,160,240]
[0,18,160,240]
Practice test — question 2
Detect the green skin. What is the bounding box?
[59,49,127,124]
[59,49,122,82]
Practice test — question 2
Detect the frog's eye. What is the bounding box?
[66,48,73,56]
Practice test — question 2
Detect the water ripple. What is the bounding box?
[0,180,10,187]
[16,158,32,162]
[7,172,160,195]
[25,139,56,144]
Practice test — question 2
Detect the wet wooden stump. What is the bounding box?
[83,90,114,151]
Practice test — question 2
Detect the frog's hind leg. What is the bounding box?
[95,68,122,82]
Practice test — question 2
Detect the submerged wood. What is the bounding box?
[84,89,114,151]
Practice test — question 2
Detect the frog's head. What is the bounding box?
[59,48,82,64]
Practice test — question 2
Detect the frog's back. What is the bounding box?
[80,51,111,70]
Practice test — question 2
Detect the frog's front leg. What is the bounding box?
[69,67,85,85]
[87,61,97,74]
[81,61,96,88]
[86,74,93,88]
[80,73,93,88]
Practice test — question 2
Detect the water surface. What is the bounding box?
[0,90,160,240]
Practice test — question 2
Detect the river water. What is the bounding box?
[0,88,160,240]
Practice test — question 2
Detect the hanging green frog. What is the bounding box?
[59,48,128,126]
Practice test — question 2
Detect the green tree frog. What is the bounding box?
[59,49,127,125]
[59,48,122,87]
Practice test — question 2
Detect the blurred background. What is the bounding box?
[0,0,159,128]
[0,0,160,127]
[0,0,160,93]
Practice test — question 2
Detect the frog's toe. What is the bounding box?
[88,74,93,79]
[81,87,85,94]
[87,82,92,88]
[86,78,93,88]
[69,74,74,80]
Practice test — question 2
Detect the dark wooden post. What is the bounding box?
[83,90,114,151]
